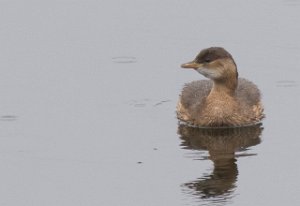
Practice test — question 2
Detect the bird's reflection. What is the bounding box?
[178,124,263,204]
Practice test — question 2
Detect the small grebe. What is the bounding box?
[177,47,265,127]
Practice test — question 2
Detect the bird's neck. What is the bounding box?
[210,79,237,97]
[209,64,238,98]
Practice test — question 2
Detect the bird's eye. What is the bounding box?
[204,59,210,63]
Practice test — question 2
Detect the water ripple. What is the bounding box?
[276,80,298,87]
[0,115,18,121]
[112,56,137,63]
[126,99,171,107]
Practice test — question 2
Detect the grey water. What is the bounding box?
[0,0,300,205]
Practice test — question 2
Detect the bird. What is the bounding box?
[176,47,265,127]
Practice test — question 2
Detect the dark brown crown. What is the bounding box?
[195,47,234,64]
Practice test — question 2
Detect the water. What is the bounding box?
[0,0,299,205]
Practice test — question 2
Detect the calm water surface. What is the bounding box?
[0,0,300,205]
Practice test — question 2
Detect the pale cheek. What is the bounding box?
[196,68,221,79]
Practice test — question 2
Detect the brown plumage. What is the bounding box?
[177,47,265,127]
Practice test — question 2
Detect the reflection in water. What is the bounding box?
[178,124,263,205]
